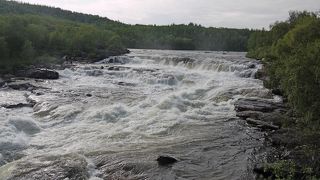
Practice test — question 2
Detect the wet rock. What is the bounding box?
[236,110,263,120]
[0,78,5,88]
[0,154,89,180]
[35,92,44,96]
[86,70,103,76]
[172,57,195,65]
[246,118,279,131]
[239,69,254,78]
[234,98,285,113]
[255,68,268,80]
[107,57,125,64]
[108,66,120,71]
[100,66,105,69]
[132,68,157,73]
[156,155,178,166]
[7,82,37,91]
[248,63,256,69]
[236,110,284,125]
[117,82,136,86]
[86,93,93,97]
[28,69,59,79]
[2,103,34,109]
[16,68,59,79]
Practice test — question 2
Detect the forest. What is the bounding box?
[0,0,253,73]
[0,15,127,73]
[247,11,320,179]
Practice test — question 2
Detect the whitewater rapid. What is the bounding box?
[0,49,272,179]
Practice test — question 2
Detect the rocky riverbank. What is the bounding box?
[236,65,320,179]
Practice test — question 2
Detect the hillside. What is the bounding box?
[0,0,253,51]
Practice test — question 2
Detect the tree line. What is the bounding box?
[0,0,253,52]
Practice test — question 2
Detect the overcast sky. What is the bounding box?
[18,0,320,29]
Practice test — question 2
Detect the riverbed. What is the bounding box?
[0,49,272,179]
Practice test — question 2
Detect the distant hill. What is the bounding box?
[0,0,253,52]
[0,0,124,27]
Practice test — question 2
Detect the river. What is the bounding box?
[0,49,271,179]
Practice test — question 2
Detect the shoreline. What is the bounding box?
[239,63,319,179]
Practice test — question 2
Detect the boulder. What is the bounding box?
[25,69,59,79]
[7,82,37,91]
[156,155,178,166]
[2,103,34,109]
[234,98,285,113]
[248,63,256,69]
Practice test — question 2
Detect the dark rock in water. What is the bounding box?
[0,78,5,87]
[156,155,178,166]
[35,92,44,96]
[86,93,92,97]
[15,68,59,79]
[234,98,285,113]
[100,66,105,69]
[239,70,254,78]
[108,66,120,71]
[107,57,125,64]
[248,63,256,69]
[117,82,136,86]
[2,103,34,109]
[7,82,37,91]
[28,69,59,79]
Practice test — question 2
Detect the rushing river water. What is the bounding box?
[0,49,271,179]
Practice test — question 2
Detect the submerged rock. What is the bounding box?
[9,118,41,135]
[248,63,256,69]
[156,155,178,166]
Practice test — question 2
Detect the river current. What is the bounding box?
[0,49,271,179]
